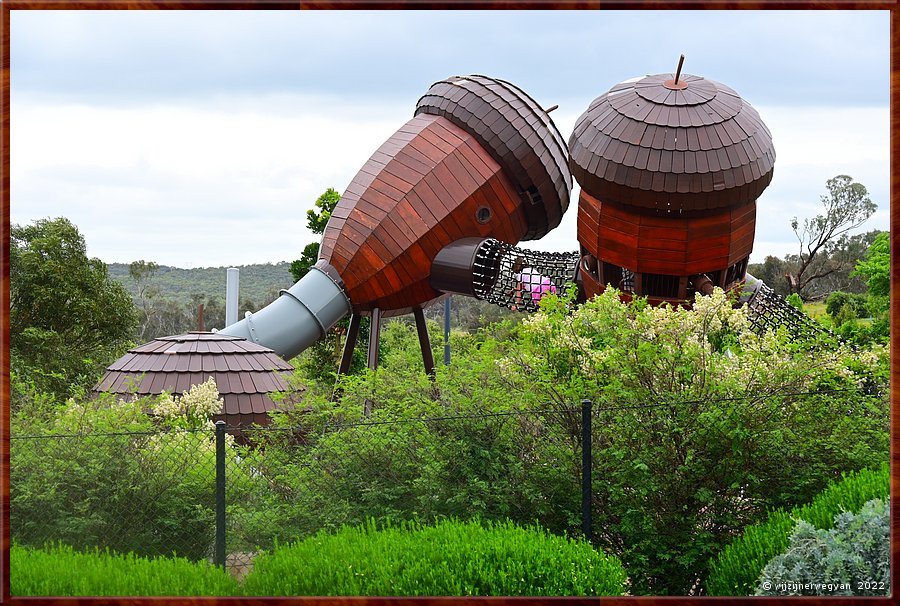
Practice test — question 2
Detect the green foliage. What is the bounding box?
[242,518,627,596]
[307,187,340,234]
[10,217,138,402]
[852,230,889,301]
[288,242,321,282]
[825,291,868,319]
[288,187,341,282]
[490,288,887,594]
[11,391,224,561]
[756,498,889,596]
[850,231,890,344]
[785,292,804,310]
[229,345,581,551]
[11,543,238,596]
[706,463,889,596]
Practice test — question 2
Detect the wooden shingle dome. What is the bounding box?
[571,65,775,305]
[569,72,775,212]
[94,332,297,427]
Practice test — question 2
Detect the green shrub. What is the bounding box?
[11,543,238,596]
[11,392,222,560]
[825,291,869,320]
[785,292,804,310]
[241,518,627,596]
[706,463,889,595]
[756,498,889,596]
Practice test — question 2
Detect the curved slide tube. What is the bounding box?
[219,265,350,359]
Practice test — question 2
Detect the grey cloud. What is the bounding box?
[11,10,889,108]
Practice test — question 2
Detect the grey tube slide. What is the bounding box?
[219,265,351,359]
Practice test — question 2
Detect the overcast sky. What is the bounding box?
[10,9,890,270]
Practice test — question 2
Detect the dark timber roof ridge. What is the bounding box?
[415,74,572,240]
[569,72,776,213]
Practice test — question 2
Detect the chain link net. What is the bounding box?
[11,407,585,581]
[743,278,837,342]
[473,239,580,312]
[11,429,218,562]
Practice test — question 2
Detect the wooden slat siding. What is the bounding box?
[415,75,572,240]
[321,114,527,314]
[583,194,758,283]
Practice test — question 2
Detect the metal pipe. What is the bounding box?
[225,268,240,327]
[443,297,451,366]
[219,264,350,359]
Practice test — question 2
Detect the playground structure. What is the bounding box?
[98,62,825,408]
[219,63,818,376]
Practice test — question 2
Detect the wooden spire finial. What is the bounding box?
[674,54,685,85]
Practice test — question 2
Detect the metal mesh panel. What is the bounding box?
[744,279,835,341]
[473,239,580,312]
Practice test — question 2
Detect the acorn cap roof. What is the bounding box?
[415,74,572,240]
[569,72,775,212]
[94,332,296,427]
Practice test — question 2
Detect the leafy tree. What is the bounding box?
[289,187,341,282]
[488,288,888,594]
[786,175,876,299]
[10,217,137,402]
[10,384,234,560]
[852,230,889,314]
[129,260,162,340]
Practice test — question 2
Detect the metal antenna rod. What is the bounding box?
[545,104,559,114]
[674,54,685,85]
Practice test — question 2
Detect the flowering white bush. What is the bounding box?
[155,377,223,430]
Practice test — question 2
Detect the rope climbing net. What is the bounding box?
[472,239,580,312]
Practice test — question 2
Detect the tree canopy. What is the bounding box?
[10,217,137,401]
[289,187,341,282]
[786,175,876,299]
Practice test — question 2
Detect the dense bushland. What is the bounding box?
[10,286,888,596]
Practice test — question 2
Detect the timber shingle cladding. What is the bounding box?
[319,74,572,315]
[94,332,296,427]
[569,73,775,212]
[415,75,571,240]
[570,71,775,305]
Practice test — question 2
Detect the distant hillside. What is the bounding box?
[108,262,295,307]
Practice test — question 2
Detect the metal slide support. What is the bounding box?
[413,307,435,377]
[338,314,362,376]
[367,308,382,370]
[214,421,227,570]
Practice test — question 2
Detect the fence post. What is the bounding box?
[215,420,226,570]
[581,399,593,542]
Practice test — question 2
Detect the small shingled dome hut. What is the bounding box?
[570,60,775,305]
[94,332,298,428]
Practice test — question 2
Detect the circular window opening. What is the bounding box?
[476,206,492,224]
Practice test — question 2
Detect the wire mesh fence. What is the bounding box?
[10,405,589,580]
[10,386,888,587]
